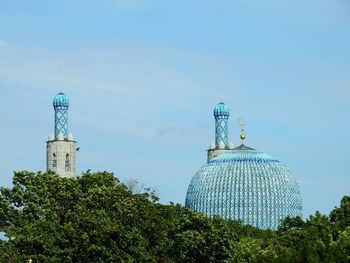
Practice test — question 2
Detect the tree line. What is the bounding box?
[0,171,349,262]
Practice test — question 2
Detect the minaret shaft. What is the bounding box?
[215,117,229,148]
[208,102,232,162]
[54,107,68,139]
[47,93,77,178]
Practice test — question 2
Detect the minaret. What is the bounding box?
[207,102,234,161]
[46,93,77,178]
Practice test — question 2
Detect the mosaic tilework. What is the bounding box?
[54,108,68,139]
[53,93,69,139]
[185,149,302,230]
[214,102,230,148]
[215,117,229,148]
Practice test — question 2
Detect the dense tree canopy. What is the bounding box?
[0,171,349,262]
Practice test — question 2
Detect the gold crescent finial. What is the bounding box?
[237,117,246,144]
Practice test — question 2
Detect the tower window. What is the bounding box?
[65,154,70,172]
[52,153,57,170]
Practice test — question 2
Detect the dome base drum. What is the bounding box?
[186,146,302,229]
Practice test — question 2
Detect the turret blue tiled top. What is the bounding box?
[53,92,69,139]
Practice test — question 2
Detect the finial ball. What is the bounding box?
[240,134,245,141]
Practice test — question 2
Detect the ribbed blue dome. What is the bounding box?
[213,102,230,117]
[53,93,69,108]
[185,146,302,230]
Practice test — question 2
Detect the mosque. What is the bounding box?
[185,102,302,229]
[45,93,302,229]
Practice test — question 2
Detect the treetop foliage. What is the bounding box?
[0,171,349,262]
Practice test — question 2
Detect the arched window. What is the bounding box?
[65,154,70,172]
[52,153,57,170]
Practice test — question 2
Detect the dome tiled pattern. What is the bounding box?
[185,146,302,230]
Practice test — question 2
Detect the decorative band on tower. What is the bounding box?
[213,102,230,149]
[53,93,69,139]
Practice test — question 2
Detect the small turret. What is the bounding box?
[209,142,216,150]
[48,134,55,141]
[228,142,235,150]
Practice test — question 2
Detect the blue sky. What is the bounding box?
[0,0,349,218]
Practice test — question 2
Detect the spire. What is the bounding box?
[237,117,246,144]
[213,102,230,149]
[53,93,69,139]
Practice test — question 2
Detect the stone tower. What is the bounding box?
[207,102,234,161]
[46,93,77,178]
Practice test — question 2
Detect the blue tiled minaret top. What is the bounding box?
[53,93,69,139]
[213,102,230,148]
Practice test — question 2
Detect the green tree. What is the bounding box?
[0,171,158,262]
[330,196,350,231]
[1,171,350,262]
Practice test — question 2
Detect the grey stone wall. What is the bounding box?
[47,139,76,178]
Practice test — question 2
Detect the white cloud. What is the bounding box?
[0,39,9,48]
